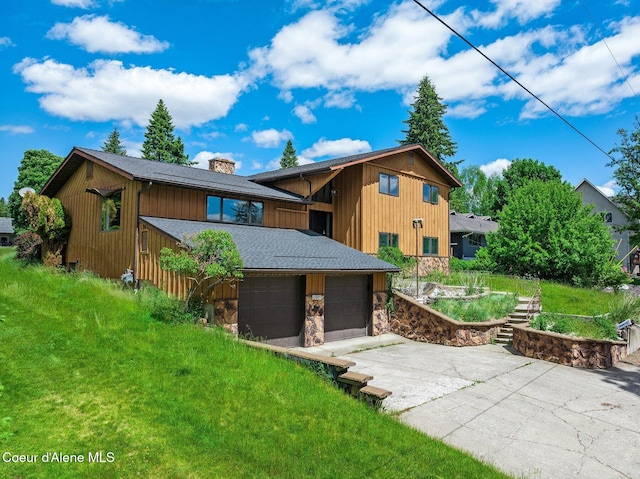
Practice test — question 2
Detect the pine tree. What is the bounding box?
[141,99,190,165]
[102,127,127,155]
[399,75,457,165]
[0,197,9,217]
[279,140,299,169]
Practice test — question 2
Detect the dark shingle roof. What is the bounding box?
[141,216,399,273]
[449,212,498,235]
[42,147,307,204]
[0,217,13,234]
[248,144,462,187]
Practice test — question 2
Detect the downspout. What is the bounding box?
[300,173,312,200]
[134,181,153,289]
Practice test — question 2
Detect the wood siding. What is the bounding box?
[331,164,364,251]
[361,161,450,257]
[140,184,307,229]
[305,273,325,295]
[56,160,137,279]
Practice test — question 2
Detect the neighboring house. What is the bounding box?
[449,211,498,260]
[40,147,399,347]
[576,178,632,270]
[249,144,463,274]
[0,217,14,246]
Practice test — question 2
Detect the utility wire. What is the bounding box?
[578,0,637,97]
[412,0,614,160]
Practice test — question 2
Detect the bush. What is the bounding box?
[377,246,416,276]
[13,231,42,263]
[138,287,202,325]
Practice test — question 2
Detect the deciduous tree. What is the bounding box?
[399,75,458,170]
[450,165,498,216]
[608,116,640,246]
[280,140,299,169]
[9,150,64,232]
[102,127,127,155]
[0,198,9,217]
[141,99,190,165]
[486,180,623,287]
[160,230,244,312]
[492,158,562,217]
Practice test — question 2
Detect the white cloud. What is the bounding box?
[596,180,617,197]
[293,104,317,123]
[251,128,293,148]
[251,160,264,170]
[235,123,248,132]
[0,125,35,134]
[249,2,640,121]
[480,158,511,177]
[47,15,169,54]
[13,58,249,128]
[192,151,241,171]
[471,0,561,28]
[302,138,371,158]
[51,0,97,8]
[0,37,15,48]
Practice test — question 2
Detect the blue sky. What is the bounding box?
[1,0,639,201]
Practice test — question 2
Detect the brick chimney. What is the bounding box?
[208,157,235,174]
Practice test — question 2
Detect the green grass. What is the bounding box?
[0,248,511,479]
[538,280,630,316]
[530,313,619,340]
[431,294,518,322]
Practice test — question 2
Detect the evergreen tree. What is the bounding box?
[141,99,190,165]
[399,75,457,167]
[608,116,640,246]
[0,197,9,217]
[8,149,64,233]
[102,127,127,155]
[279,140,299,169]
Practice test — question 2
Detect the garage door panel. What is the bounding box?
[238,276,303,340]
[325,275,370,333]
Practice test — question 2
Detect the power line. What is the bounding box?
[578,0,637,97]
[411,0,614,160]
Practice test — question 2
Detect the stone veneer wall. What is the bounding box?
[391,292,504,346]
[213,299,238,335]
[512,324,627,369]
[372,291,389,336]
[304,295,325,347]
[417,256,450,276]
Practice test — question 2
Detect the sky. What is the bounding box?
[1,0,639,201]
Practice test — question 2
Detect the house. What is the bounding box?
[40,147,399,347]
[249,144,462,274]
[0,217,14,246]
[575,179,633,271]
[449,211,498,260]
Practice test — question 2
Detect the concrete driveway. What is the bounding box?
[300,334,640,479]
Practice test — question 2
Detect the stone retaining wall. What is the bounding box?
[512,324,627,369]
[391,292,504,346]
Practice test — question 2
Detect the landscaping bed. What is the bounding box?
[430,293,518,323]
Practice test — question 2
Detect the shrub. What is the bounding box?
[377,246,416,276]
[13,231,42,263]
[138,287,201,325]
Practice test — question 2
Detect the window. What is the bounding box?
[604,212,613,223]
[467,234,482,247]
[422,236,438,256]
[140,230,148,253]
[312,181,333,204]
[86,161,93,180]
[207,195,263,225]
[423,183,439,204]
[379,173,399,196]
[101,191,121,231]
[379,232,399,249]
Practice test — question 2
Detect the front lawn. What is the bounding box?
[0,249,511,479]
[431,294,518,322]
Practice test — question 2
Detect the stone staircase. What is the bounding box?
[495,296,540,345]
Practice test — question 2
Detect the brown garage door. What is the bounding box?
[324,275,370,340]
[238,276,304,342]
